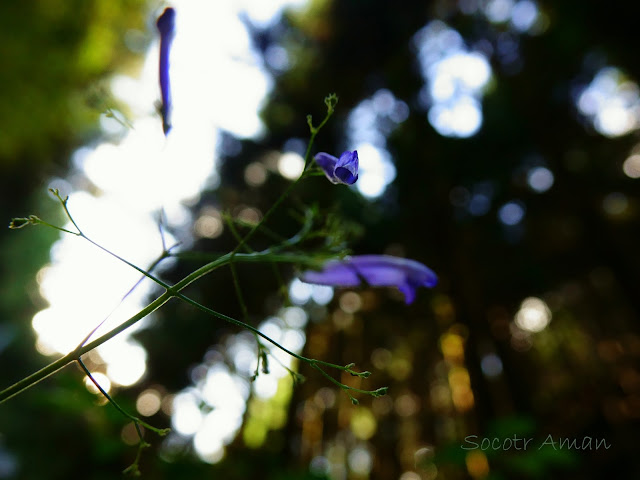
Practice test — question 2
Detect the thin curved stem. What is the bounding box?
[231,94,336,256]
[0,291,172,404]
[77,358,168,436]
[0,95,366,404]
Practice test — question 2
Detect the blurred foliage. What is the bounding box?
[0,0,146,161]
[0,1,151,479]
[0,0,148,225]
[198,0,640,478]
[2,0,640,479]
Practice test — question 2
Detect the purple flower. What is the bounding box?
[300,255,437,304]
[156,7,176,135]
[314,150,359,185]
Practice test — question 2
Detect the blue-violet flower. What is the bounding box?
[156,7,176,135]
[300,254,437,304]
[314,150,359,185]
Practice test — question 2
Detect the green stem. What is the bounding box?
[0,291,172,404]
[0,96,345,404]
[0,248,352,404]
[53,189,83,235]
[77,358,168,436]
[231,95,336,256]
[224,214,255,252]
[50,189,174,291]
[78,251,169,348]
[233,219,287,244]
[310,363,381,403]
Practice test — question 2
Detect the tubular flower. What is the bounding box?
[314,150,359,185]
[157,7,176,135]
[300,254,437,304]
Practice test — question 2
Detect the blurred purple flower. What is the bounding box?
[300,255,437,304]
[314,150,359,185]
[157,7,176,135]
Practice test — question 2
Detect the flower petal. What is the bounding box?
[397,282,417,304]
[157,7,176,135]
[350,255,438,288]
[314,150,359,185]
[314,152,340,184]
[300,254,437,304]
[334,150,359,185]
[300,262,361,286]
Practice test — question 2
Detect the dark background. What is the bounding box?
[1,1,639,479]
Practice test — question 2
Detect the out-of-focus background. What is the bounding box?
[1,0,639,478]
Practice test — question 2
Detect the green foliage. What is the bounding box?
[0,0,148,163]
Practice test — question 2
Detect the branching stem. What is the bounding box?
[0,94,385,406]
